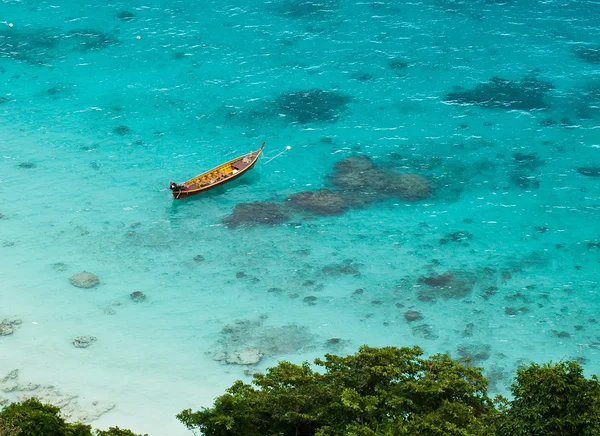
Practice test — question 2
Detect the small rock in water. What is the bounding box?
[18,162,36,169]
[129,291,146,303]
[69,271,100,288]
[51,262,68,272]
[236,271,247,278]
[72,335,97,348]
[303,295,317,305]
[213,347,263,365]
[404,310,422,322]
[113,125,130,135]
[194,254,205,262]
[0,319,22,336]
[577,167,600,178]
[116,10,136,21]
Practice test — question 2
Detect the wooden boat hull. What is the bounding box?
[170,142,264,199]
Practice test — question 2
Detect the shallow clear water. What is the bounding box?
[1,0,599,433]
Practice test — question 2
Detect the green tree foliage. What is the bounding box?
[177,346,495,436]
[95,427,147,436]
[0,398,144,436]
[0,398,90,436]
[495,360,600,436]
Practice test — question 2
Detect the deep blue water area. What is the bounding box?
[1,0,599,434]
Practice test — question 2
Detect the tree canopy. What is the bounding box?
[3,346,600,436]
[177,345,495,436]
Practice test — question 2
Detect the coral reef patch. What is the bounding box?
[0,369,114,422]
[69,272,100,289]
[445,75,554,110]
[0,319,22,336]
[274,89,351,124]
[222,201,289,228]
[210,318,315,364]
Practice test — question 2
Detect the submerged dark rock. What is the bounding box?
[329,155,432,203]
[72,335,97,348]
[0,319,22,336]
[287,189,348,216]
[445,75,553,110]
[66,29,119,52]
[389,58,409,70]
[404,310,422,322]
[577,167,600,178]
[417,271,475,299]
[322,259,361,277]
[116,11,136,21]
[223,202,289,228]
[130,291,146,303]
[457,343,491,365]
[274,89,351,124]
[18,162,36,169]
[113,125,130,135]
[573,46,600,64]
[69,271,100,289]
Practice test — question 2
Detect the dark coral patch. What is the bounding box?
[287,189,348,216]
[66,29,119,51]
[116,11,136,21]
[322,259,361,277]
[274,89,351,124]
[113,125,130,135]
[417,271,475,299]
[223,201,289,228]
[577,167,600,178]
[329,155,432,203]
[445,75,553,110]
[573,46,600,64]
[388,58,409,70]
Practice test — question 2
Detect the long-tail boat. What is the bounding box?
[169,142,264,199]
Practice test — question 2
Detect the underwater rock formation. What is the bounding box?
[211,318,315,364]
[573,46,600,64]
[509,152,545,190]
[275,0,338,19]
[129,291,146,303]
[274,89,351,124]
[223,201,289,228]
[66,29,119,52]
[577,167,600,178]
[329,155,432,203]
[417,271,476,300]
[213,347,264,365]
[72,336,97,348]
[0,27,59,65]
[0,369,114,422]
[322,259,361,277]
[411,324,437,340]
[69,272,99,289]
[457,343,491,365]
[404,310,422,322]
[0,319,22,336]
[386,173,432,200]
[113,125,130,135]
[287,189,348,216]
[445,75,553,110]
[116,11,136,21]
[51,262,68,272]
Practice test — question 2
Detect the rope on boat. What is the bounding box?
[263,145,291,164]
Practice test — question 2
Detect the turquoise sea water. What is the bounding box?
[1,0,599,433]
